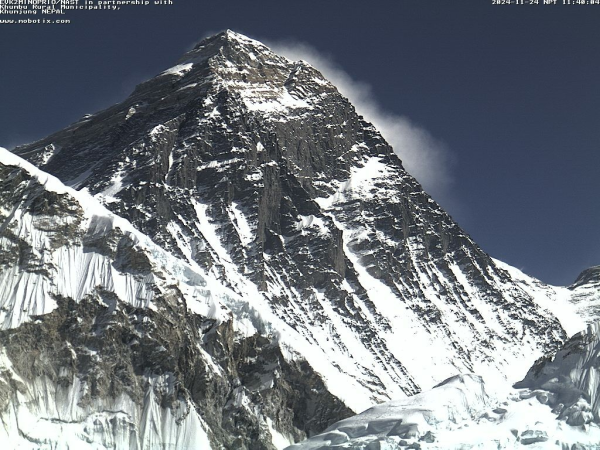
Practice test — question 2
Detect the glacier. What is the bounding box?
[289,323,600,449]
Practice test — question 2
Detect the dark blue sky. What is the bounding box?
[1,0,598,285]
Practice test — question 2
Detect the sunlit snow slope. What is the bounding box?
[289,323,600,449]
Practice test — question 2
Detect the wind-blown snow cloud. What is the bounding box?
[268,40,454,204]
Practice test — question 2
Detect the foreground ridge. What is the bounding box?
[291,323,600,449]
[0,147,351,448]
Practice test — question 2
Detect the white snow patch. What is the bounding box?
[228,201,255,246]
[160,62,194,77]
[150,124,167,139]
[98,170,126,203]
[242,89,311,114]
[192,200,233,263]
[288,373,600,449]
[294,215,329,235]
[315,153,391,209]
[267,417,294,449]
[125,107,136,120]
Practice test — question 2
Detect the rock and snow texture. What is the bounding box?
[289,324,600,449]
[0,147,232,329]
[492,259,587,338]
[4,30,594,448]
[0,148,349,449]
[568,266,600,326]
[0,147,214,448]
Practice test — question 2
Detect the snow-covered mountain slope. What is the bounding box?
[11,31,577,407]
[289,323,600,449]
[0,147,356,449]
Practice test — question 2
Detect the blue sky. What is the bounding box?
[1,0,598,285]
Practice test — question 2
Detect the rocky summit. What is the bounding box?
[1,30,597,449]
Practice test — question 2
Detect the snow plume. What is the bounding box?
[269,40,454,204]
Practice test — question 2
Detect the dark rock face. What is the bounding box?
[519,430,549,445]
[5,30,571,447]
[0,293,351,449]
[572,267,600,288]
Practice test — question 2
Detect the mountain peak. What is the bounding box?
[178,29,280,67]
[4,29,589,450]
[199,29,265,49]
[164,30,338,120]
